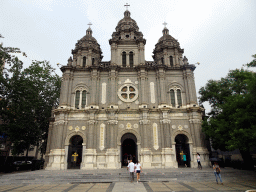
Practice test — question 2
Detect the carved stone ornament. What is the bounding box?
[68,126,73,130]
[139,119,150,125]
[75,126,80,132]
[82,126,86,130]
[172,125,176,129]
[126,123,132,129]
[133,124,139,128]
[184,125,188,129]
[178,125,183,131]
[135,81,138,84]
[119,124,124,129]
[88,120,96,125]
[189,119,201,124]
[54,120,67,125]
[160,119,171,124]
[108,120,118,124]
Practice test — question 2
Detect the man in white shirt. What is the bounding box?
[127,159,135,182]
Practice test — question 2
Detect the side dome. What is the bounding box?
[71,26,103,67]
[72,27,102,54]
[156,28,181,49]
[153,26,184,66]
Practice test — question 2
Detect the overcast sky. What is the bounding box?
[1,0,256,113]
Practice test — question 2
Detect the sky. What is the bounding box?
[1,0,256,113]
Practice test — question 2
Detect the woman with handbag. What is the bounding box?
[213,162,223,185]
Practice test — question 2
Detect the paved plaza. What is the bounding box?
[0,167,256,191]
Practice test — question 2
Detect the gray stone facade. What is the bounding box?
[45,10,209,170]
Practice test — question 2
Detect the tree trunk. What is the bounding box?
[25,146,29,163]
[34,143,39,160]
[240,149,254,170]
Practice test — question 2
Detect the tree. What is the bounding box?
[0,43,61,160]
[199,56,256,169]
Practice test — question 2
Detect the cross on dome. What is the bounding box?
[124,3,130,10]
[163,22,167,28]
[88,22,92,28]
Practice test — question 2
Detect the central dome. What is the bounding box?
[115,10,139,32]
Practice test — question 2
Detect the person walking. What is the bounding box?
[183,153,187,167]
[127,159,135,183]
[197,153,202,169]
[213,162,223,184]
[135,160,142,183]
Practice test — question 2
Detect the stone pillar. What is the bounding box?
[183,70,190,105]
[139,68,147,104]
[109,67,118,105]
[157,67,166,104]
[87,120,96,149]
[59,72,70,106]
[139,42,145,64]
[108,120,118,148]
[90,69,98,105]
[187,71,197,105]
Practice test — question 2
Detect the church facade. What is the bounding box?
[45,9,209,170]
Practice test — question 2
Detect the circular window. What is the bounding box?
[118,84,138,103]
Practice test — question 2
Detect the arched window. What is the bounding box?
[170,56,173,67]
[170,89,175,107]
[83,56,86,67]
[129,51,133,67]
[161,57,164,65]
[170,88,182,107]
[82,90,86,107]
[92,58,95,66]
[122,52,126,67]
[75,90,87,109]
[75,91,80,109]
[177,89,182,106]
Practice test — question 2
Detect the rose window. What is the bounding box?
[118,84,138,102]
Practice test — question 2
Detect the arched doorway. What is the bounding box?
[121,133,137,167]
[175,134,191,167]
[67,135,83,169]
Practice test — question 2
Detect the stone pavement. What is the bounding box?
[0,167,255,191]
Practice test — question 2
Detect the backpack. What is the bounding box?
[216,166,220,173]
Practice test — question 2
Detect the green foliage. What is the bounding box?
[199,55,256,168]
[0,44,61,156]
[246,54,256,67]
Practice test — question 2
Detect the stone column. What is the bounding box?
[138,67,147,104]
[139,109,150,148]
[139,42,145,64]
[109,67,118,105]
[187,71,197,104]
[90,69,98,105]
[108,120,118,148]
[87,120,96,149]
[183,70,190,105]
[163,121,171,147]
[59,72,70,106]
[157,67,166,104]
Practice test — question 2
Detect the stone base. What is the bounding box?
[140,148,152,168]
[81,149,97,169]
[105,148,119,169]
[45,149,65,170]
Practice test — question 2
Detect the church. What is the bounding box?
[45,8,210,170]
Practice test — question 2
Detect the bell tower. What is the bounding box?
[109,5,146,67]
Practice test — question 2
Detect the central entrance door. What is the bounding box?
[121,133,137,167]
[67,135,83,169]
[175,134,191,167]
